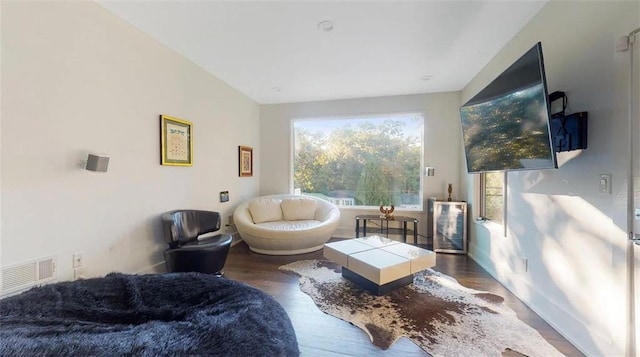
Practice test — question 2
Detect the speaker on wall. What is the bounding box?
[86,154,110,172]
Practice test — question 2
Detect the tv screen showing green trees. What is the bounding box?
[459,42,557,173]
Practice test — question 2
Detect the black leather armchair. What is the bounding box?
[162,210,232,276]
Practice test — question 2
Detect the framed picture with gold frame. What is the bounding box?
[160,115,193,166]
[239,146,253,177]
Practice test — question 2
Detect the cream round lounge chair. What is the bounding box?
[233,194,341,255]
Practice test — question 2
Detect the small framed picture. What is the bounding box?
[160,115,193,166]
[239,146,253,177]
[220,191,229,203]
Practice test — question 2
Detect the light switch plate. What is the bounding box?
[599,174,612,194]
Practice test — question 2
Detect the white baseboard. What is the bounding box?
[136,261,166,274]
[468,244,606,357]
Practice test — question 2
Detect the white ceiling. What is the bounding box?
[97,1,547,104]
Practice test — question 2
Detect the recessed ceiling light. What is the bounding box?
[421,75,434,81]
[317,20,335,32]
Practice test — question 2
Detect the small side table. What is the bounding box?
[355,215,418,245]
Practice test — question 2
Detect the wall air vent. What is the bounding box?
[1,256,57,297]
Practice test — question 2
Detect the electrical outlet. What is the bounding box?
[72,253,83,268]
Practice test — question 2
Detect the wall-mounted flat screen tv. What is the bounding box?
[459,42,557,173]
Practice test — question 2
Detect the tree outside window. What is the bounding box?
[293,114,423,210]
[482,172,504,225]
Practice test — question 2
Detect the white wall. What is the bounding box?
[1,2,260,281]
[259,92,463,239]
[462,1,639,355]
[4,1,635,354]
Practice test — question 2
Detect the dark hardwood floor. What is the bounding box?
[223,240,584,356]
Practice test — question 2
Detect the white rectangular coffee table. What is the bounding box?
[323,236,436,295]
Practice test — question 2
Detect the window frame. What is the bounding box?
[478,171,507,234]
[290,112,425,212]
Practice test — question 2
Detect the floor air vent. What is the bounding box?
[2,257,57,297]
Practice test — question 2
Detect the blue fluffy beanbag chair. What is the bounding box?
[0,272,300,356]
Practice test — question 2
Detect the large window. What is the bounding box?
[292,113,424,210]
[480,172,505,225]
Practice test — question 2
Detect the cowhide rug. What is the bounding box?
[279,259,563,357]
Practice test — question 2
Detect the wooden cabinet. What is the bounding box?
[428,199,467,254]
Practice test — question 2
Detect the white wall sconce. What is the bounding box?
[425,167,435,177]
[85,153,110,172]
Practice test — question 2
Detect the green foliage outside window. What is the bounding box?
[293,115,423,209]
[483,172,504,225]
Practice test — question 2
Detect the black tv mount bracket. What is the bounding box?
[548,91,568,117]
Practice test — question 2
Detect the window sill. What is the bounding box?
[474,218,505,237]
